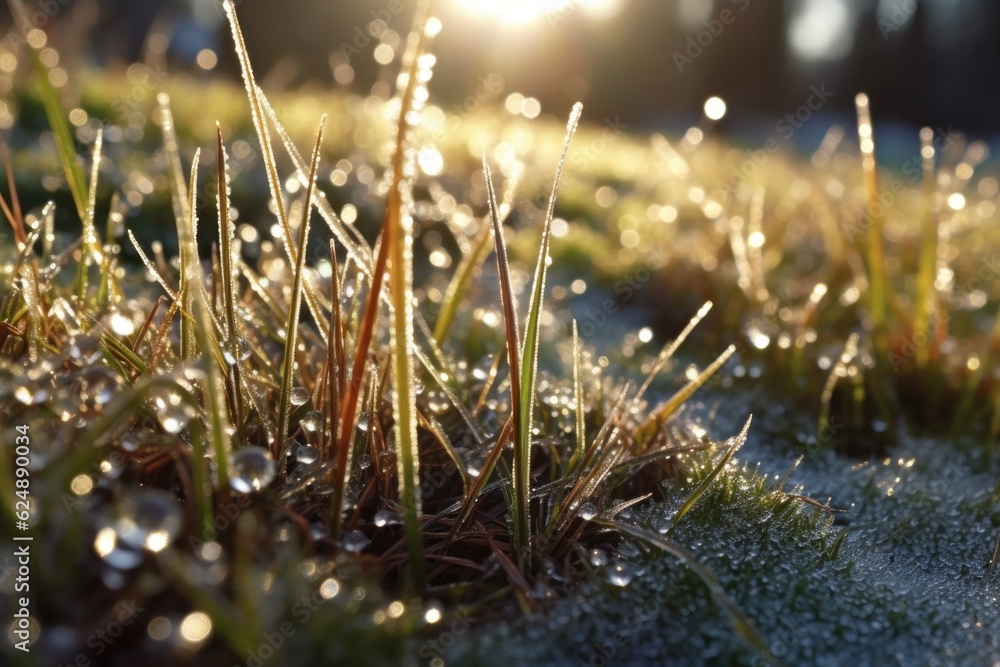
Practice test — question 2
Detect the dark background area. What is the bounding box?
[3,0,1000,151]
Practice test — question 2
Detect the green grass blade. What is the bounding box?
[672,415,752,527]
[76,128,103,300]
[216,124,246,436]
[855,93,888,358]
[9,0,87,221]
[223,1,328,346]
[179,149,201,360]
[636,344,737,445]
[513,102,583,565]
[276,117,325,462]
[433,223,493,344]
[633,301,713,407]
[433,172,519,344]
[193,284,233,490]
[913,126,938,370]
[156,94,192,255]
[596,518,770,657]
[567,320,586,473]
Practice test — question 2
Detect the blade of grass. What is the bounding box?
[223,1,329,345]
[671,415,752,528]
[855,93,888,359]
[512,102,583,566]
[385,5,437,587]
[432,171,519,343]
[635,344,737,446]
[216,124,246,437]
[567,320,586,472]
[913,126,938,370]
[632,301,713,408]
[179,149,201,360]
[324,240,345,465]
[76,128,103,301]
[276,117,325,464]
[9,0,87,221]
[193,283,233,489]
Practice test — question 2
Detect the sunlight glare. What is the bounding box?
[455,0,619,24]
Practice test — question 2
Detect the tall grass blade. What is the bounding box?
[216,124,246,436]
[9,0,87,221]
[636,344,737,445]
[76,128,103,300]
[276,117,325,463]
[913,126,938,370]
[192,288,232,489]
[223,2,329,345]
[512,102,583,565]
[567,320,586,472]
[633,301,713,407]
[855,93,888,358]
[179,149,201,360]
[433,171,518,343]
[671,415,752,527]
[385,5,437,586]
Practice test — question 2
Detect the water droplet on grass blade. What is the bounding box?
[229,446,276,493]
[300,410,323,433]
[588,549,608,567]
[578,502,597,520]
[114,490,182,553]
[374,510,401,527]
[293,442,319,465]
[289,387,309,406]
[340,530,370,553]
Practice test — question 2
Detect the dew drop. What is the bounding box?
[607,561,633,587]
[289,387,309,406]
[374,509,401,527]
[114,490,182,553]
[588,548,608,567]
[151,387,196,434]
[340,530,370,553]
[293,443,319,465]
[300,410,323,433]
[229,446,276,493]
[578,502,597,520]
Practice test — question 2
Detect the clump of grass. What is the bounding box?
[0,2,779,663]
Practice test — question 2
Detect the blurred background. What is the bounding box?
[2,0,999,157]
